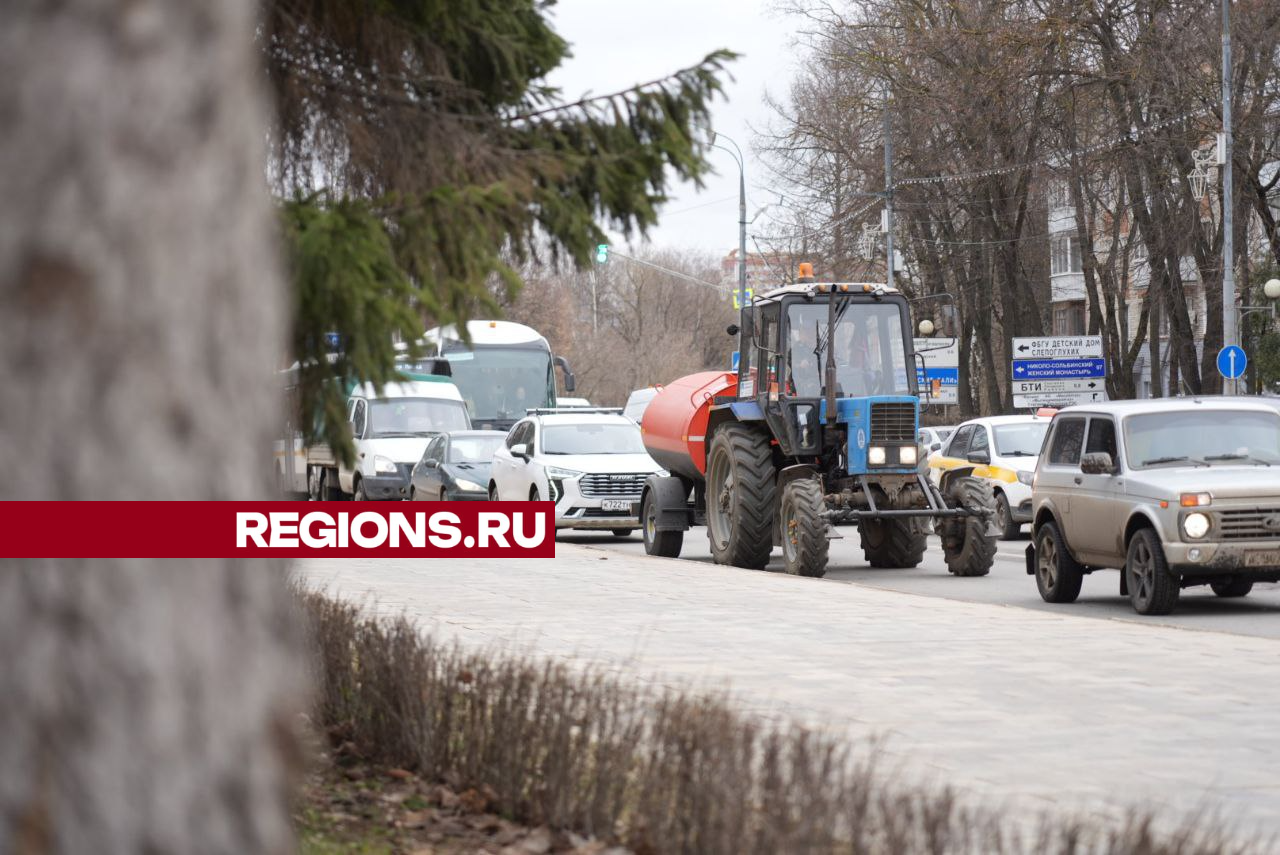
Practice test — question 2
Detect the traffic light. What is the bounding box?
[595,244,609,264]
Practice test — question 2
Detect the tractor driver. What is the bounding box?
[840,330,882,397]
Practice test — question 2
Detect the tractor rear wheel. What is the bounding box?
[858,518,926,569]
[941,476,997,576]
[706,424,777,569]
[779,478,829,577]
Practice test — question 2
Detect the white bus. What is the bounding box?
[398,320,576,431]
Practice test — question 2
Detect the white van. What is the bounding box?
[307,378,471,500]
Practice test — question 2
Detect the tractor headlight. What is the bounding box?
[373,455,398,474]
[868,446,887,465]
[899,445,918,465]
[1182,512,1210,540]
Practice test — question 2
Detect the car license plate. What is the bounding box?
[1244,549,1280,567]
[601,499,631,512]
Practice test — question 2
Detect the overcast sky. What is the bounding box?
[545,0,802,260]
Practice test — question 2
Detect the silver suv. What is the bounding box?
[1027,398,1280,615]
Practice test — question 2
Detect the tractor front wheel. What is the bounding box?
[780,478,829,577]
[858,518,926,569]
[941,476,997,577]
[706,424,777,569]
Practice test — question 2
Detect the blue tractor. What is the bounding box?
[639,266,997,577]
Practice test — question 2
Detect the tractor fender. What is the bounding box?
[938,465,978,497]
[779,463,821,487]
[641,474,693,532]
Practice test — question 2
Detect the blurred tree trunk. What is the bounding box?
[0,3,300,853]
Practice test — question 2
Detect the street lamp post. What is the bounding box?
[710,131,748,312]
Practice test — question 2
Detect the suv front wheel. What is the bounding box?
[1034,521,1083,603]
[1125,528,1180,615]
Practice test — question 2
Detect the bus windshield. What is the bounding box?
[436,346,554,423]
[786,301,912,398]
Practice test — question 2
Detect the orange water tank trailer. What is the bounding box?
[640,370,738,482]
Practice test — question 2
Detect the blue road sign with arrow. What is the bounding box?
[1217,345,1247,380]
[1011,358,1106,380]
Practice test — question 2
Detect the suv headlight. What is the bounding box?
[546,466,582,480]
[1182,512,1210,539]
[373,455,398,474]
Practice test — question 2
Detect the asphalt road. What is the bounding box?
[562,525,1280,639]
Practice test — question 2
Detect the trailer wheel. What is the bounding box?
[858,518,926,569]
[642,479,686,558]
[941,476,997,576]
[780,479,829,577]
[706,424,777,569]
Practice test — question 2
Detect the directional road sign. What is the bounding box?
[1012,378,1104,395]
[1217,344,1247,380]
[1011,336,1103,360]
[1012,358,1106,380]
[914,338,958,405]
[1010,335,1107,409]
[1013,391,1106,409]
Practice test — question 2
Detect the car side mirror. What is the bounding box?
[931,442,941,452]
[425,459,439,468]
[1080,451,1116,475]
[510,443,528,459]
[967,450,990,465]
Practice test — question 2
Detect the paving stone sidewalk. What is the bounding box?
[299,543,1280,837]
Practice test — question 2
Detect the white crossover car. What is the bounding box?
[488,410,665,535]
[928,414,1052,539]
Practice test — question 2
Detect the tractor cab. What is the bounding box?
[734,265,920,472]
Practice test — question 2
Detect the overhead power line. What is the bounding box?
[608,250,729,292]
[894,108,1212,187]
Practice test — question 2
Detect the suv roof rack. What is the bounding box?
[525,407,624,415]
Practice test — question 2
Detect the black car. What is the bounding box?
[409,430,506,501]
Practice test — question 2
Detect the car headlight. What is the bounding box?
[1016,470,1035,486]
[454,478,484,492]
[373,455,398,474]
[899,445,918,465]
[546,466,583,480]
[1183,512,1210,539]
[868,446,887,465]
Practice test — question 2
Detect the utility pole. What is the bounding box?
[1221,0,1236,392]
[883,88,895,290]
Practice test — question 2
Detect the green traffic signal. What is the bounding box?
[595,243,608,263]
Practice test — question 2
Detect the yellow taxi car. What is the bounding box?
[928,413,1053,539]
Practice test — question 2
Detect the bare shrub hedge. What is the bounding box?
[299,588,1256,855]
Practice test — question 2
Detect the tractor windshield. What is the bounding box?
[787,301,913,398]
